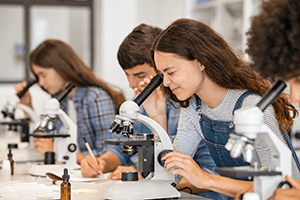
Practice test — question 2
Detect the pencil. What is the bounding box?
[83,137,97,162]
[83,137,103,177]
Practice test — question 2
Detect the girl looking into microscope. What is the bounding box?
[15,39,125,164]
[134,18,300,198]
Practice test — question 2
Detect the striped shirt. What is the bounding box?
[174,89,300,181]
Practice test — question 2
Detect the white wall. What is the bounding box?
[94,0,188,100]
[0,0,189,120]
[0,5,25,81]
[137,0,187,28]
[31,6,70,50]
[94,0,138,100]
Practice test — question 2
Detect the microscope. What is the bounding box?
[1,79,39,143]
[103,75,181,199]
[30,83,77,166]
[216,80,292,200]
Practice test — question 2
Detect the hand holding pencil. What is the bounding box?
[81,137,105,178]
[83,137,97,162]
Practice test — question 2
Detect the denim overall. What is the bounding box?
[195,91,300,199]
[197,92,300,170]
[193,92,256,200]
[196,92,253,168]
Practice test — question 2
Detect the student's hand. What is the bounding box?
[133,75,167,129]
[107,166,143,180]
[162,150,210,190]
[268,175,300,200]
[80,155,106,178]
[33,136,54,154]
[15,81,33,108]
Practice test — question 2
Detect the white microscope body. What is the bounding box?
[1,79,39,127]
[1,85,42,162]
[104,100,181,199]
[35,97,77,165]
[2,93,39,131]
[28,83,79,176]
[224,80,292,200]
[104,75,180,199]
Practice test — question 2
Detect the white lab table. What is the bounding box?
[0,162,212,200]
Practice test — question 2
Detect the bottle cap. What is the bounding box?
[62,168,70,180]
[8,143,18,149]
[7,149,12,158]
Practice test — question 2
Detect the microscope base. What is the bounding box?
[103,179,181,199]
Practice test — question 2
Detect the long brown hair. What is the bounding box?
[150,18,297,131]
[29,39,125,112]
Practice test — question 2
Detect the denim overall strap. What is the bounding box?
[232,91,257,114]
[196,91,256,169]
[284,132,300,172]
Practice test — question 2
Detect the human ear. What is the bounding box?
[197,61,205,71]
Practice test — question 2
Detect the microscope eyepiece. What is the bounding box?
[17,78,37,98]
[55,83,75,102]
[256,80,286,112]
[134,74,163,106]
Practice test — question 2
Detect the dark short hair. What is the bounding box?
[117,24,162,70]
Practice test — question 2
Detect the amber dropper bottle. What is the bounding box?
[60,168,71,200]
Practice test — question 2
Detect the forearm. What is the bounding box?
[100,152,122,173]
[177,177,208,194]
[205,174,253,198]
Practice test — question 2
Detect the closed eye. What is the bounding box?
[136,74,146,79]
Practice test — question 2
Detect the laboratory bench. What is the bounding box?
[0,162,213,200]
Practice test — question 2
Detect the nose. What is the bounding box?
[128,77,139,90]
[38,78,44,87]
[163,75,171,87]
[289,88,300,103]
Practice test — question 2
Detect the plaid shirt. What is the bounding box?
[55,86,116,156]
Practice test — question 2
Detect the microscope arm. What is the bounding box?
[135,113,174,181]
[103,75,181,199]
[260,124,291,177]
[56,109,70,132]
[17,104,39,125]
[136,114,173,150]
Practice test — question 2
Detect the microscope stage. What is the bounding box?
[215,166,282,179]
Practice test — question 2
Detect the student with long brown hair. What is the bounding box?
[80,24,226,199]
[134,18,299,198]
[15,39,125,163]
